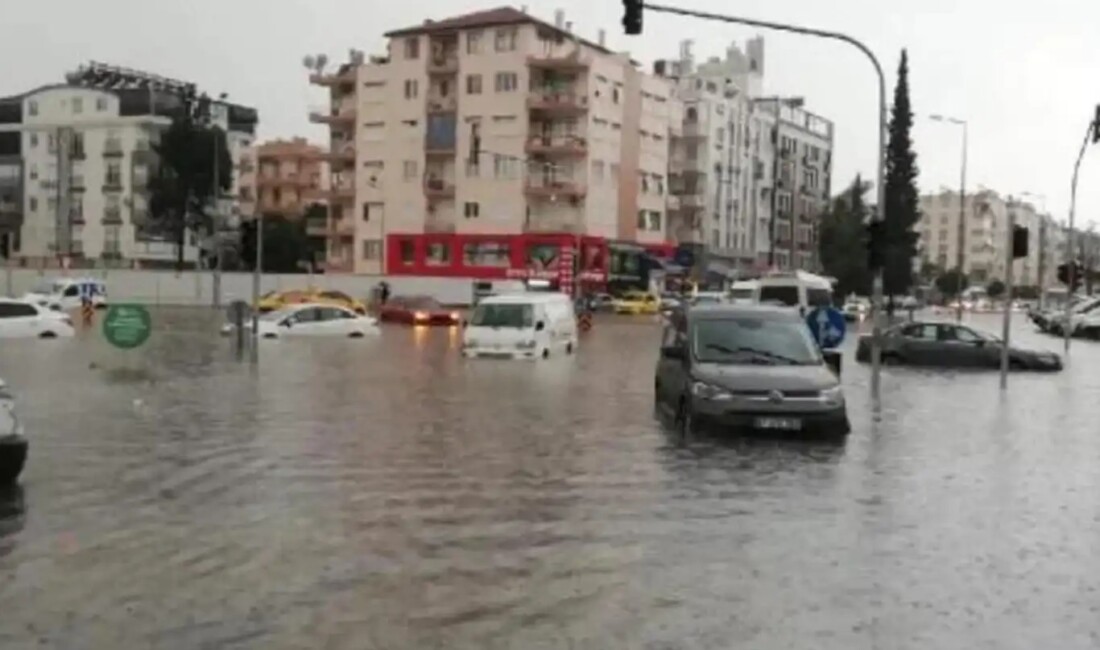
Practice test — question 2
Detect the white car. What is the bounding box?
[0,298,75,339]
[221,303,378,339]
[0,378,27,485]
[22,277,108,311]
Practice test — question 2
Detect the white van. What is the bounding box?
[462,292,577,360]
[754,271,834,312]
[728,280,758,304]
[22,277,108,311]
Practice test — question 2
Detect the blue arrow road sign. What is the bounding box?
[806,306,847,349]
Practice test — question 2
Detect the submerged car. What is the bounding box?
[256,289,367,315]
[0,298,76,339]
[613,291,660,315]
[0,378,27,485]
[654,304,850,438]
[855,321,1062,370]
[222,303,378,339]
[379,295,460,326]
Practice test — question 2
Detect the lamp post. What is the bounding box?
[929,114,967,320]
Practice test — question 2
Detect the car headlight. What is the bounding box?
[818,385,845,406]
[691,381,732,401]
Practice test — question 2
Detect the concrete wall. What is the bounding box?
[3,269,478,306]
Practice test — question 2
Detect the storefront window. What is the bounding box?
[463,241,510,267]
[398,239,416,265]
[525,243,560,272]
[426,241,452,266]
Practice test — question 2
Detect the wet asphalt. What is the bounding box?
[1,309,1099,649]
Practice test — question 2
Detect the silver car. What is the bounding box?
[654,304,849,438]
[0,378,27,485]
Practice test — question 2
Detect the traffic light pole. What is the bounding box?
[634,2,888,401]
[1065,122,1092,355]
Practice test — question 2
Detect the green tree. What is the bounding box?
[147,93,232,270]
[239,215,317,273]
[818,176,872,299]
[882,49,921,300]
[935,268,968,298]
[985,279,1006,299]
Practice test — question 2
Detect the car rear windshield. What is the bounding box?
[692,317,821,365]
[470,303,534,328]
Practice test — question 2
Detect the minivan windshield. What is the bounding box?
[692,317,821,365]
[729,288,755,301]
[470,303,534,328]
[758,285,799,306]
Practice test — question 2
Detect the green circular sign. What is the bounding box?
[102,304,152,349]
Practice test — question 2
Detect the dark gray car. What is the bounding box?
[654,304,850,438]
[855,321,1062,370]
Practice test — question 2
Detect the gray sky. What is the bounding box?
[5,0,1100,226]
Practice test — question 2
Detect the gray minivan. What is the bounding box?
[654,303,849,438]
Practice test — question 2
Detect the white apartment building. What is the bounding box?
[307,6,679,276]
[656,38,833,276]
[0,78,256,269]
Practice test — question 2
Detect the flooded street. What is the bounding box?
[3,310,1100,649]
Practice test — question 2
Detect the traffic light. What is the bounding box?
[1057,261,1084,292]
[866,220,885,271]
[1011,225,1029,259]
[1093,105,1100,144]
[622,0,643,35]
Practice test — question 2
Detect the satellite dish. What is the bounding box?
[316,54,329,71]
[303,55,315,70]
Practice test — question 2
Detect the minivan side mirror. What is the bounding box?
[661,345,684,360]
[535,321,546,331]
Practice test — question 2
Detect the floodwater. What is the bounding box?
[2,309,1100,649]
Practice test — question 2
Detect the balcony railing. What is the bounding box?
[103,178,123,192]
[681,122,706,139]
[666,195,681,211]
[524,179,586,200]
[309,106,357,125]
[309,68,357,87]
[524,135,587,156]
[680,194,705,210]
[427,54,459,75]
[527,50,590,71]
[328,219,355,238]
[527,92,588,113]
[103,207,123,224]
[426,97,457,113]
[423,177,455,199]
[424,140,456,157]
[103,140,123,157]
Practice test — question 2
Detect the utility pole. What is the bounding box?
[928,114,967,321]
[999,201,1015,389]
[1064,106,1100,354]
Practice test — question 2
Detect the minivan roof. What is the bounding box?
[479,292,571,304]
[688,303,802,321]
[757,270,833,289]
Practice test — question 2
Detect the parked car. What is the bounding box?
[613,291,660,315]
[0,298,75,339]
[379,295,460,326]
[255,289,367,315]
[221,303,378,339]
[0,378,27,485]
[22,277,107,311]
[654,303,850,438]
[854,321,1062,370]
[842,299,869,322]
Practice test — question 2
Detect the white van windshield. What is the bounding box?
[807,288,833,307]
[471,304,534,328]
[758,285,799,306]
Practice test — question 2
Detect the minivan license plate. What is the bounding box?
[754,417,801,431]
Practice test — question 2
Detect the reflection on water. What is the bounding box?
[0,309,1099,649]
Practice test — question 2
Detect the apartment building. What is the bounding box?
[307,6,681,288]
[655,38,832,277]
[0,75,257,269]
[238,137,325,221]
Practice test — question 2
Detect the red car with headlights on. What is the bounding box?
[379,295,461,326]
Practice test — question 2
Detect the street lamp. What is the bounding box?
[928,114,967,321]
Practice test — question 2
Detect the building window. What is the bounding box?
[402,160,418,180]
[404,79,418,99]
[467,30,483,54]
[612,87,620,104]
[463,241,510,267]
[28,101,37,116]
[493,155,517,179]
[404,37,420,60]
[29,197,37,212]
[362,240,382,260]
[466,74,482,95]
[592,160,605,182]
[104,225,121,254]
[72,97,83,114]
[96,97,107,112]
[28,133,37,148]
[106,162,122,186]
[494,72,518,92]
[648,212,662,232]
[463,202,480,218]
[465,159,480,178]
[494,28,517,52]
[636,210,646,229]
[362,203,371,221]
[398,239,415,265]
[425,241,451,266]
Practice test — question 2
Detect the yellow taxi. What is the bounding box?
[256,289,368,314]
[612,291,660,315]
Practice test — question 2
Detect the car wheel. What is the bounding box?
[565,342,574,354]
[1009,358,1026,371]
[263,333,277,339]
[39,331,57,339]
[541,348,550,359]
[882,353,902,366]
[348,331,364,338]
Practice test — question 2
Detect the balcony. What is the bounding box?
[327,219,355,239]
[426,97,457,114]
[103,207,123,225]
[103,178,123,193]
[327,184,355,202]
[424,216,456,234]
[524,179,586,201]
[309,106,357,126]
[103,140,123,157]
[527,51,590,71]
[427,54,459,75]
[423,177,455,200]
[424,140,456,157]
[666,195,681,211]
[681,122,706,139]
[680,194,706,210]
[524,134,587,157]
[70,176,86,192]
[317,145,356,164]
[309,67,356,87]
[306,217,328,237]
[71,148,87,161]
[525,215,582,234]
[527,92,588,114]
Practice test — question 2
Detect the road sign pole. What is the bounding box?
[1000,206,1015,389]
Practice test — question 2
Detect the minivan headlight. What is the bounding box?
[818,385,844,406]
[691,381,732,401]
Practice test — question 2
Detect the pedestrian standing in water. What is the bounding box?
[379,281,391,305]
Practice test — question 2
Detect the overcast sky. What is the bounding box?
[4,0,1100,226]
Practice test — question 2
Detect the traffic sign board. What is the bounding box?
[806,306,846,349]
[102,304,152,349]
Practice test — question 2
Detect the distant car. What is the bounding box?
[0,298,75,339]
[22,277,107,311]
[613,291,660,315]
[655,303,850,438]
[379,295,460,326]
[842,300,869,322]
[255,289,367,315]
[855,321,1062,371]
[0,377,26,485]
[221,303,378,339]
